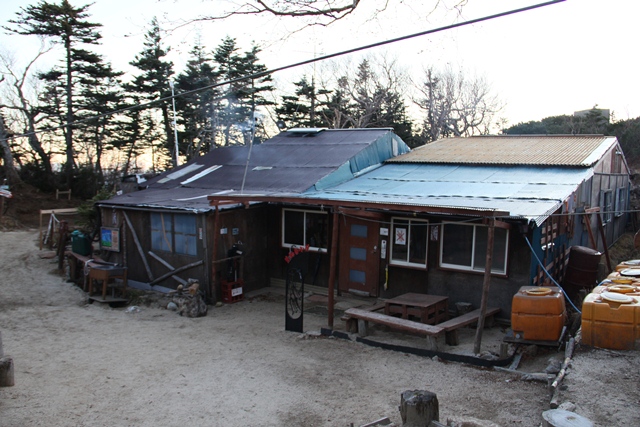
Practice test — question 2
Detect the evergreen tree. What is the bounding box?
[126,17,175,166]
[5,0,102,184]
[75,57,124,178]
[213,37,274,146]
[276,76,331,129]
[175,39,219,159]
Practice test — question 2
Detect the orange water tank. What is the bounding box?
[511,286,567,341]
[581,292,640,350]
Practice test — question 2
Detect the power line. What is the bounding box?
[2,0,566,143]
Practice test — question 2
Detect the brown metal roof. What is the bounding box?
[388,135,617,166]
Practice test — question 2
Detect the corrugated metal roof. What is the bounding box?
[388,135,617,166]
[302,163,594,225]
[100,128,409,212]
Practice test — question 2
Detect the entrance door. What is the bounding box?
[339,216,380,297]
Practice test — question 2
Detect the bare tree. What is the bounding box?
[312,56,414,141]
[0,48,54,177]
[413,66,501,144]
[177,1,468,33]
[0,105,22,186]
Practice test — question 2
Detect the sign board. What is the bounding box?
[100,227,120,252]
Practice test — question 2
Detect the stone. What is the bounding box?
[558,402,577,412]
[542,409,593,427]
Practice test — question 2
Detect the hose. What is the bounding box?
[524,236,581,314]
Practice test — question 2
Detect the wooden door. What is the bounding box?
[339,216,380,297]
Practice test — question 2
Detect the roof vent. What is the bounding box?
[286,127,327,137]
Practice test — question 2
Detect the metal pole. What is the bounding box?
[169,80,179,168]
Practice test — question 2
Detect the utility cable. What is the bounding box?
[3,0,566,143]
[524,235,582,313]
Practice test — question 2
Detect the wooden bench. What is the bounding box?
[344,308,444,350]
[437,307,500,346]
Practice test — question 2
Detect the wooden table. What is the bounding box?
[384,293,449,325]
[87,264,128,301]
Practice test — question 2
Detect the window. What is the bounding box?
[440,222,509,275]
[615,186,627,218]
[389,218,429,268]
[601,190,613,224]
[282,209,328,251]
[151,213,197,256]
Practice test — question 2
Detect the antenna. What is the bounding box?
[169,80,180,167]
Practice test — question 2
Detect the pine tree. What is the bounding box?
[213,37,274,146]
[125,17,176,166]
[175,39,219,159]
[276,76,331,129]
[5,0,102,185]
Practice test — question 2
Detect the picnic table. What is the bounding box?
[384,293,449,325]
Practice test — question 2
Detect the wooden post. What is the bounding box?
[474,217,495,355]
[0,332,15,387]
[57,220,69,271]
[327,209,339,329]
[594,212,612,272]
[211,205,220,304]
[399,390,439,426]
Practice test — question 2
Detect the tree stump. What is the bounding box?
[542,409,593,427]
[0,357,15,387]
[400,390,439,426]
[0,331,15,387]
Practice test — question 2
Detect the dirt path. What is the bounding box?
[0,230,637,426]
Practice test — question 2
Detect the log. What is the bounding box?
[0,357,15,387]
[550,338,575,391]
[400,390,439,426]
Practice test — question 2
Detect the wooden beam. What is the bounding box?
[207,194,509,218]
[122,211,154,281]
[149,260,203,286]
[582,208,598,250]
[148,251,188,286]
[474,217,495,355]
[39,208,78,250]
[327,210,339,329]
[595,212,612,272]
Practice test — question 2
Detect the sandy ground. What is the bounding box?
[0,230,638,427]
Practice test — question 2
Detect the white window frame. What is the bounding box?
[281,208,328,252]
[615,186,627,218]
[439,222,509,275]
[389,217,429,269]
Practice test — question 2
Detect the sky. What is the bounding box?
[1,0,639,128]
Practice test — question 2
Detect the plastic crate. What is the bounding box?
[221,279,244,303]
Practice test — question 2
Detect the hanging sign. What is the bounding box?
[100,227,120,252]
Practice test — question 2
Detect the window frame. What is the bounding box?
[439,221,509,276]
[281,208,328,253]
[615,186,627,218]
[601,189,613,224]
[388,217,429,269]
[151,212,198,257]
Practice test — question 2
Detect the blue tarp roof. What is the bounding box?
[300,163,594,225]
